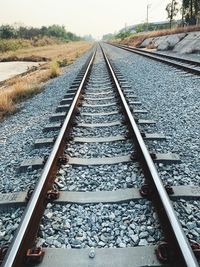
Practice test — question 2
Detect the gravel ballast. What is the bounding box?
[76,113,123,124]
[55,162,143,191]
[173,199,200,243]
[37,201,162,249]
[71,125,128,137]
[66,140,134,158]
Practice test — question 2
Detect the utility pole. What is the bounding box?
[170,0,174,29]
[181,0,184,26]
[124,23,127,32]
[146,4,151,31]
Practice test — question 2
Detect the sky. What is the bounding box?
[0,0,173,39]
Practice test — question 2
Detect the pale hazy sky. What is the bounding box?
[0,0,172,38]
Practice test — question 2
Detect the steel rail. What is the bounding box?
[101,45,198,267]
[109,43,200,75]
[118,44,200,67]
[2,49,96,267]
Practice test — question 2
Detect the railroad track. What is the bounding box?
[109,43,200,75]
[0,44,199,267]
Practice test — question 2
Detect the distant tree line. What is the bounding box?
[0,24,81,41]
[166,0,200,27]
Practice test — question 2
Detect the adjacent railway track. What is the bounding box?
[0,44,199,267]
[109,43,200,75]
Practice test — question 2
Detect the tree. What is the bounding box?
[46,25,67,39]
[166,0,179,28]
[115,30,131,40]
[0,24,16,39]
[0,23,82,42]
[183,0,200,24]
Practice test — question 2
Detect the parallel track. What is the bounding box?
[110,43,200,75]
[1,45,199,267]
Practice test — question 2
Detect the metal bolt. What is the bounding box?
[89,248,95,259]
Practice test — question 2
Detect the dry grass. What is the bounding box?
[0,41,92,62]
[0,41,93,119]
[0,83,42,118]
[0,74,45,118]
[50,61,61,78]
[0,93,14,113]
[117,25,200,47]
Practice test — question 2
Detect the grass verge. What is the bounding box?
[0,41,93,119]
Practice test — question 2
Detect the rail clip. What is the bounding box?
[42,155,49,165]
[141,132,146,138]
[47,189,60,201]
[139,184,152,199]
[150,153,157,160]
[130,152,138,161]
[124,132,132,139]
[66,135,74,142]
[25,188,34,201]
[165,184,174,195]
[58,156,69,166]
[0,246,8,264]
[156,242,170,263]
[190,239,200,259]
[26,247,44,264]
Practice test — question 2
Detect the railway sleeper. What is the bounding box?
[42,119,156,132]
[19,153,180,172]
[50,109,147,122]
[34,133,167,148]
[0,186,199,207]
